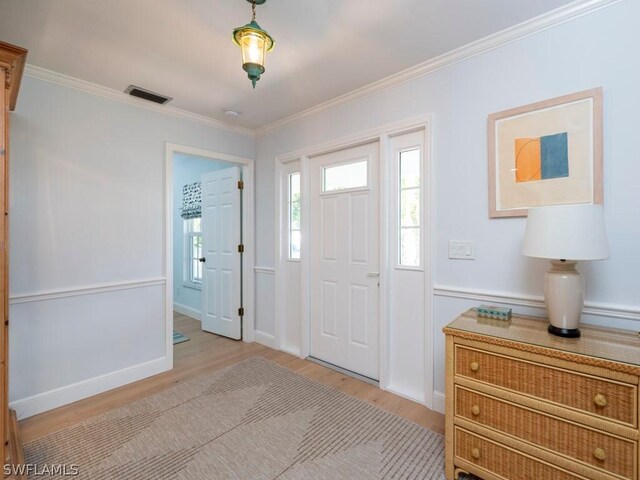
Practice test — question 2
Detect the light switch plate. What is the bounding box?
[449,240,476,260]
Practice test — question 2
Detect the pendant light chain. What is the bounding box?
[251,1,256,21]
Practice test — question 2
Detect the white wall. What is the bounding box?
[9,76,254,418]
[255,0,640,410]
[172,153,229,318]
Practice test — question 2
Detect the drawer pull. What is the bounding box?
[471,448,481,460]
[594,393,608,407]
[593,448,606,461]
[471,405,480,416]
[470,361,479,372]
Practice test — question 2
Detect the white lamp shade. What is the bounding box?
[522,204,609,260]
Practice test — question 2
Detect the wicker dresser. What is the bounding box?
[444,309,640,480]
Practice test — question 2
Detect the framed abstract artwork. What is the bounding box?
[488,88,603,218]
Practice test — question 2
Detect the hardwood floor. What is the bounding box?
[19,312,444,443]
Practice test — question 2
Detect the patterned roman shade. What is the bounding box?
[180,182,201,219]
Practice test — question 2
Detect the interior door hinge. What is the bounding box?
[238,244,244,253]
[238,307,244,317]
[237,180,244,190]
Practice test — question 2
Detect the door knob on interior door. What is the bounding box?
[199,257,206,263]
[367,272,380,277]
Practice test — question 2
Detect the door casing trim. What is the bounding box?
[164,143,255,370]
[274,115,433,408]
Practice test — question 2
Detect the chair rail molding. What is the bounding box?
[9,278,166,305]
[433,285,640,321]
[254,266,276,275]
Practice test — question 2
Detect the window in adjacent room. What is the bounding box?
[185,217,203,287]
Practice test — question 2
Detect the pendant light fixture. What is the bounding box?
[233,0,275,89]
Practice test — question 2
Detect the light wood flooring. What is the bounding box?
[19,312,445,443]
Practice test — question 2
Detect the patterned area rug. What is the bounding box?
[24,357,444,479]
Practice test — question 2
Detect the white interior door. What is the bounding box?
[201,166,242,340]
[310,142,380,379]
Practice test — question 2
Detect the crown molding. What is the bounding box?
[255,0,623,137]
[23,64,255,138]
[20,0,622,139]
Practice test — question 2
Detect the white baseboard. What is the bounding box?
[173,302,201,321]
[383,384,426,407]
[254,330,276,348]
[433,390,446,414]
[279,344,302,358]
[10,357,168,420]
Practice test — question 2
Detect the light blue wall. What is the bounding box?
[254,0,640,402]
[172,153,229,316]
[8,75,255,416]
[8,0,639,417]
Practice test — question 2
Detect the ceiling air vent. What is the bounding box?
[124,85,172,105]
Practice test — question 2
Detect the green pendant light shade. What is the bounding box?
[233,0,275,88]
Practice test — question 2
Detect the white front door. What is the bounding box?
[310,142,380,380]
[201,167,242,340]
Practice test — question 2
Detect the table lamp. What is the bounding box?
[522,204,609,338]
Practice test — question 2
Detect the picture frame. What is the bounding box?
[488,88,603,218]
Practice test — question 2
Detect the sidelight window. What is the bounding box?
[289,173,301,259]
[398,148,421,267]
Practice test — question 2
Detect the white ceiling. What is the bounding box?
[0,0,577,130]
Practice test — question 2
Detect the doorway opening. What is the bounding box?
[165,144,254,371]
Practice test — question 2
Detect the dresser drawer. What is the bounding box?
[456,386,636,479]
[455,427,587,480]
[455,345,637,426]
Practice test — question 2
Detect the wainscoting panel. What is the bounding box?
[9,281,167,418]
[255,267,276,337]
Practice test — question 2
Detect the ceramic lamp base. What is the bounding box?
[544,260,584,339]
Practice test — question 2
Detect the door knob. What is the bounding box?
[199,257,206,263]
[367,272,380,277]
